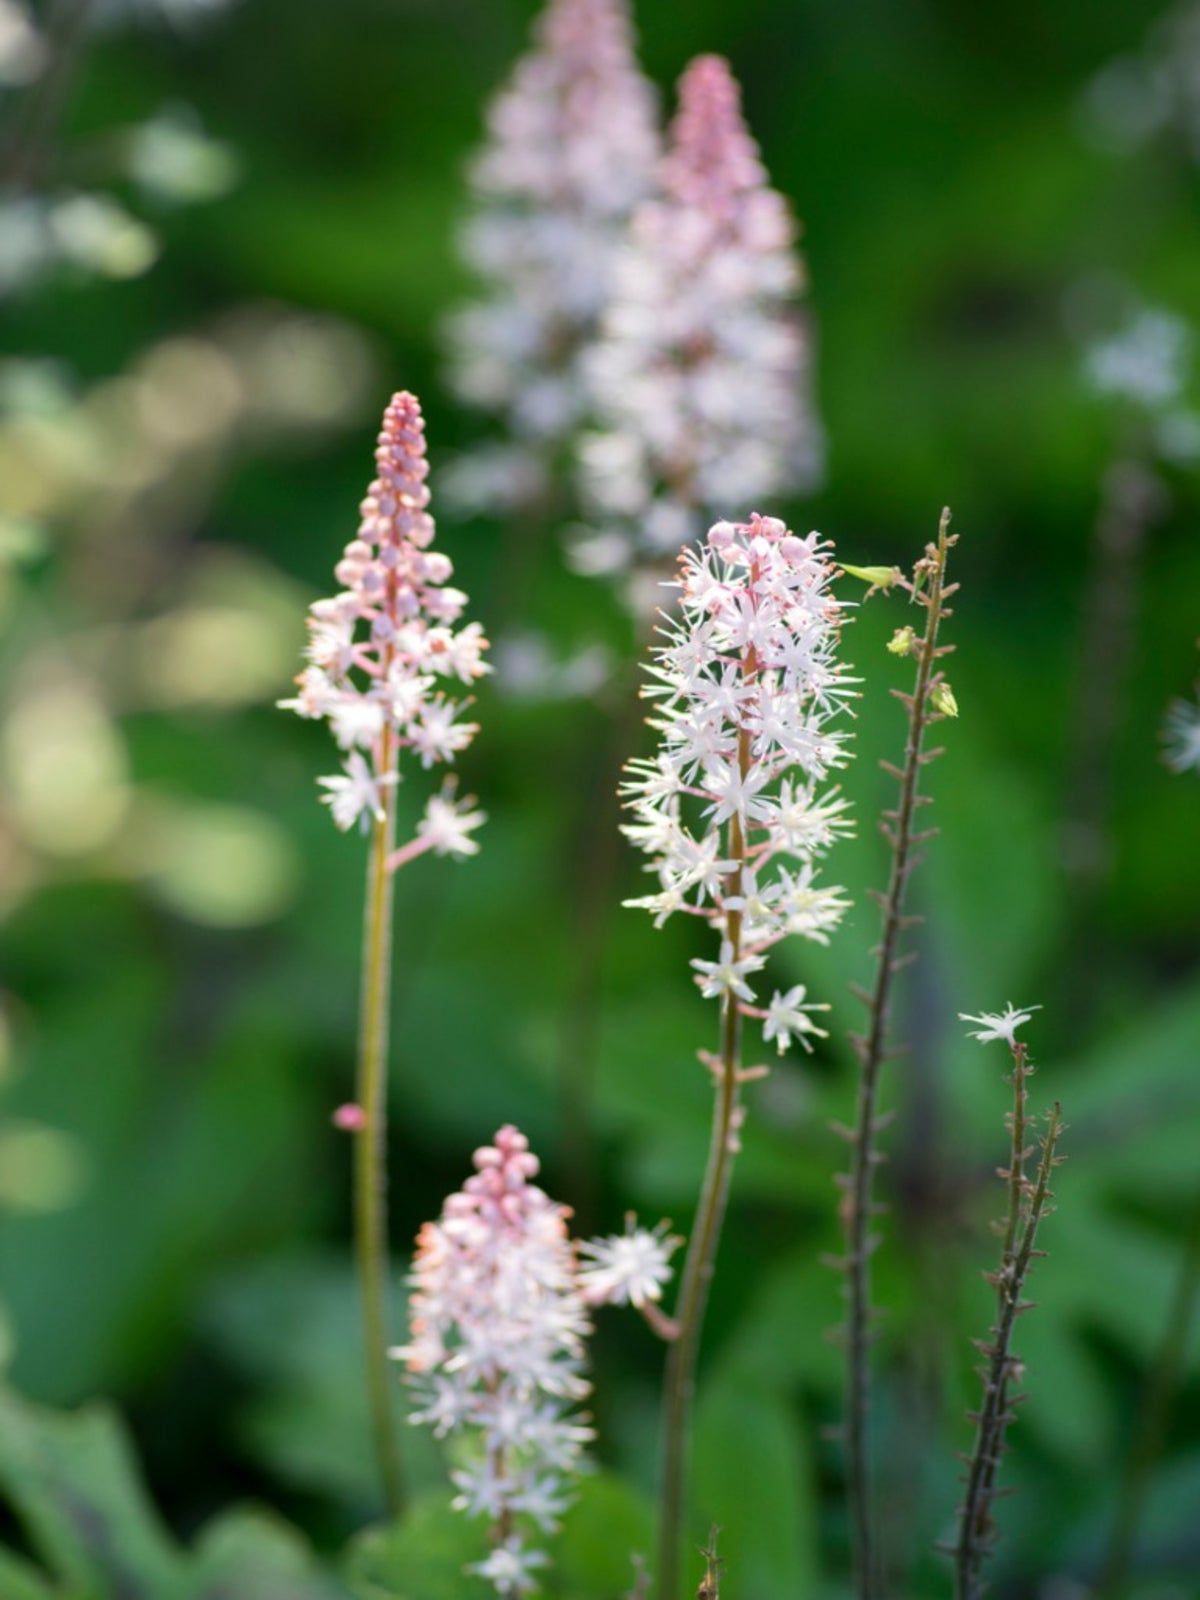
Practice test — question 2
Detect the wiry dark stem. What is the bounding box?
[954,1101,1065,1600]
[1062,455,1161,1002]
[971,1042,1031,1537]
[1098,1186,1200,1599]
[840,509,957,1600]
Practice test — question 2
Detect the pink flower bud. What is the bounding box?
[280,391,491,837]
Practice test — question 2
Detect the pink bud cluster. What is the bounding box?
[622,515,854,1054]
[444,0,660,515]
[397,1127,676,1596]
[580,57,823,575]
[397,1127,591,1596]
[280,391,489,856]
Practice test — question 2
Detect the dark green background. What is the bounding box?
[3,1,1199,1595]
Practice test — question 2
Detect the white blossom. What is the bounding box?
[621,513,853,1050]
[577,1218,679,1309]
[1084,306,1192,410]
[316,751,393,833]
[417,789,487,858]
[762,984,829,1056]
[958,1004,1041,1047]
[1164,684,1200,773]
[470,1539,549,1598]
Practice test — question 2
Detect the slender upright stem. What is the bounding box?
[558,654,645,1229]
[1062,454,1160,1006]
[973,1043,1030,1529]
[657,683,753,1600]
[998,1043,1030,1282]
[2,0,95,189]
[354,720,404,1517]
[1098,1186,1200,1599]
[955,1104,1063,1600]
[843,511,955,1600]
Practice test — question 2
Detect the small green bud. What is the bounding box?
[930,682,958,718]
[887,626,917,657]
[841,563,900,589]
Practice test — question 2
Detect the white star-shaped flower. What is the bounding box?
[577,1218,680,1309]
[317,752,395,833]
[690,940,765,1002]
[958,1003,1040,1046]
[417,789,486,858]
[762,984,829,1055]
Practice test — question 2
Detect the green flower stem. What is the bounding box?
[354,724,404,1517]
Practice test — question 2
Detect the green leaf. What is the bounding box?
[553,1472,654,1598]
[693,1366,818,1600]
[345,1493,484,1600]
[0,1546,60,1600]
[0,1385,184,1595]
[186,1506,345,1600]
[204,1253,441,1511]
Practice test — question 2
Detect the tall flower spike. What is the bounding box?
[579,57,823,580]
[621,514,854,1600]
[397,1127,594,1598]
[279,391,489,1515]
[282,390,490,854]
[443,0,660,516]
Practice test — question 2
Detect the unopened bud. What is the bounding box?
[841,563,900,590]
[930,682,958,718]
[887,626,917,657]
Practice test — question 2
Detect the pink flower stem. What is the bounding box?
[384,833,436,875]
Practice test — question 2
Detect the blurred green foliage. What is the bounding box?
[2,1,1200,1597]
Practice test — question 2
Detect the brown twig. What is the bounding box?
[837,508,959,1600]
[953,1097,1065,1600]
[697,1526,723,1599]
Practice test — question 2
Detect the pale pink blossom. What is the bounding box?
[579,57,823,576]
[444,0,660,515]
[280,391,489,860]
[396,1127,594,1591]
[417,789,487,858]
